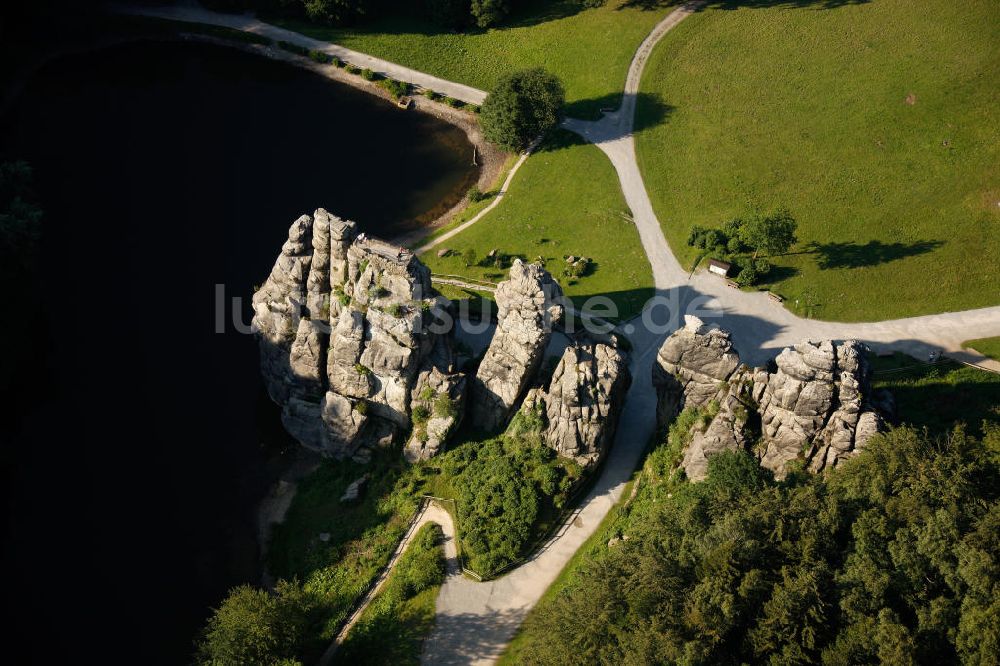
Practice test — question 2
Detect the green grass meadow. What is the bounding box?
[964,337,1000,362]
[636,0,1000,321]
[271,0,679,118]
[423,130,654,320]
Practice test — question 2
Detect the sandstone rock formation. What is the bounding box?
[253,210,466,460]
[404,335,467,462]
[652,315,742,426]
[471,260,564,432]
[517,342,631,466]
[758,340,883,475]
[652,318,887,481]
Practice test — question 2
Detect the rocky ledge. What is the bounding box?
[653,316,889,480]
[471,259,565,433]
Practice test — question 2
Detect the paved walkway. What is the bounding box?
[561,0,1000,368]
[115,4,487,104]
[424,1,1000,663]
[319,501,458,665]
[416,137,541,256]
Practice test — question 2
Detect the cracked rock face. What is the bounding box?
[681,371,755,482]
[518,342,631,466]
[471,260,564,433]
[652,315,742,428]
[404,334,467,462]
[758,340,885,476]
[253,209,467,460]
[653,322,888,481]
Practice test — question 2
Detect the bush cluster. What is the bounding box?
[687,211,797,286]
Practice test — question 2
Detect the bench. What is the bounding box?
[726,280,739,289]
[767,292,784,303]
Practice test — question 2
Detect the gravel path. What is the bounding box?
[425,1,1000,662]
[115,4,487,104]
[319,501,458,665]
[117,4,999,662]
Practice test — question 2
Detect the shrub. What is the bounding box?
[345,64,361,75]
[480,68,565,151]
[354,363,371,376]
[360,68,378,81]
[735,263,760,287]
[412,405,431,426]
[308,49,331,64]
[471,0,511,28]
[277,40,308,57]
[353,399,369,415]
[422,89,438,100]
[467,185,486,203]
[433,393,457,419]
[462,248,478,267]
[196,580,317,665]
[379,77,409,99]
[385,303,404,318]
[443,96,463,108]
[752,258,772,277]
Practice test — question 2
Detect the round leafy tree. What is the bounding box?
[480,68,565,152]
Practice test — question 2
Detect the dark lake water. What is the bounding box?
[0,39,476,662]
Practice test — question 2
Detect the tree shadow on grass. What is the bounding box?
[808,239,944,270]
[565,89,675,125]
[761,264,800,283]
[874,360,1000,438]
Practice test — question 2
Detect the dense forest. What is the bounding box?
[510,419,1000,664]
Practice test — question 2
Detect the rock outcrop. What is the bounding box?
[253,210,466,460]
[652,315,742,427]
[404,335,467,462]
[758,340,885,475]
[471,260,564,432]
[652,319,887,481]
[517,342,631,466]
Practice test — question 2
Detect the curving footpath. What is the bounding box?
[116,4,1000,663]
[114,3,487,105]
[425,1,1000,663]
[319,501,459,665]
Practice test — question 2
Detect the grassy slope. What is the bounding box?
[636,0,1000,321]
[270,0,679,118]
[964,337,1000,362]
[267,449,420,653]
[335,523,445,665]
[423,130,654,320]
[873,359,1000,436]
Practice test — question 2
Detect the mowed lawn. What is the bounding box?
[636,0,999,321]
[270,0,679,118]
[964,337,1000,362]
[422,130,654,320]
